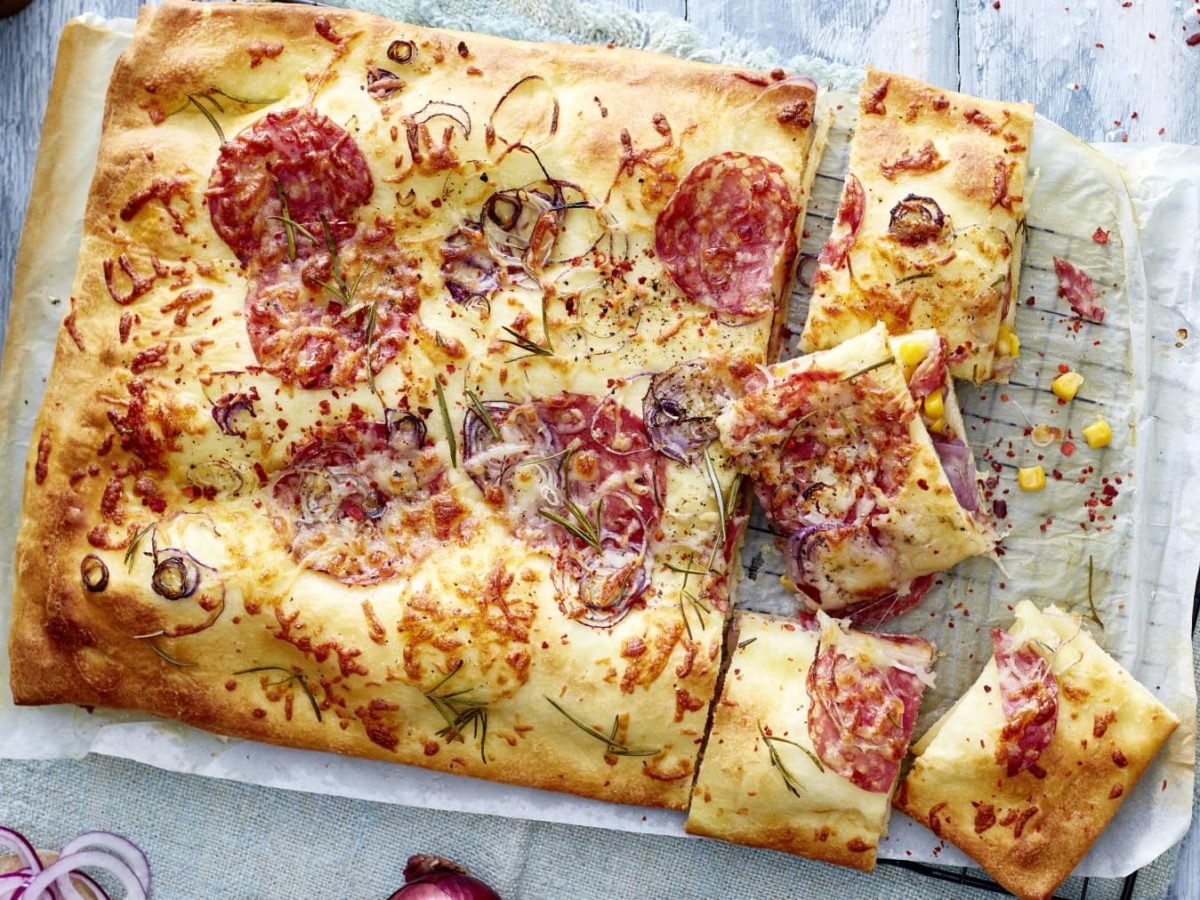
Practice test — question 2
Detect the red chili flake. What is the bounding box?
[1062,441,1076,457]
[1148,33,1156,39]
[993,0,1000,7]
[993,499,1008,520]
[1188,33,1200,47]
[1095,42,1104,48]
[1058,363,1070,374]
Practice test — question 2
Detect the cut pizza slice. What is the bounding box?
[686,610,935,871]
[801,67,1034,382]
[716,322,996,627]
[894,601,1180,900]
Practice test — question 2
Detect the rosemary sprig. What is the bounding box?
[896,270,935,285]
[265,213,320,250]
[234,666,322,722]
[544,697,660,757]
[703,446,728,545]
[499,326,553,360]
[737,636,757,650]
[363,297,379,398]
[540,294,554,353]
[537,506,601,550]
[125,523,155,572]
[1085,555,1105,629]
[840,357,893,383]
[661,561,711,578]
[273,179,298,262]
[168,86,280,143]
[466,389,501,440]
[433,376,457,467]
[145,640,195,668]
[758,722,824,798]
[422,661,489,763]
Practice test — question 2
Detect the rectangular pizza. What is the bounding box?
[8,0,821,810]
[894,601,1179,899]
[716,322,996,627]
[686,610,935,871]
[800,67,1035,383]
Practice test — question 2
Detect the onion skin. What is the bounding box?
[389,855,500,900]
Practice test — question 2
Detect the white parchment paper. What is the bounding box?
[0,17,1195,877]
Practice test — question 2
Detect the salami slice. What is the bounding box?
[654,153,797,321]
[807,621,934,793]
[271,416,446,585]
[991,628,1059,777]
[244,232,419,388]
[207,107,374,266]
[816,174,865,269]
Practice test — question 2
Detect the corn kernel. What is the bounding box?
[1082,418,1112,449]
[923,388,944,420]
[998,324,1019,357]
[928,417,946,435]
[1017,465,1047,491]
[1051,370,1084,401]
[897,341,927,368]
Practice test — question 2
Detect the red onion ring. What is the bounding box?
[23,851,144,900]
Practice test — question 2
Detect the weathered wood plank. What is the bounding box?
[960,0,1200,142]
[685,0,960,88]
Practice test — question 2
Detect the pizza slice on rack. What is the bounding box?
[894,601,1179,900]
[801,67,1035,382]
[686,610,935,871]
[716,323,995,626]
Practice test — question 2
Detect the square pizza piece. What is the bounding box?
[894,601,1180,900]
[686,610,935,871]
[801,67,1034,382]
[10,0,821,811]
[716,323,995,627]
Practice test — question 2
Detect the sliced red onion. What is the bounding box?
[481,186,559,274]
[782,523,840,593]
[440,225,500,309]
[409,100,472,138]
[186,460,245,495]
[931,435,980,513]
[888,195,945,245]
[642,359,736,464]
[150,550,203,600]
[390,855,499,900]
[0,828,39,870]
[22,851,144,900]
[385,410,428,450]
[211,388,259,438]
[57,832,149,897]
[462,400,562,498]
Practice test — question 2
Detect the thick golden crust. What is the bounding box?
[895,602,1180,900]
[802,68,1034,382]
[10,1,819,810]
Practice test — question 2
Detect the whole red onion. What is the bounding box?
[389,855,501,900]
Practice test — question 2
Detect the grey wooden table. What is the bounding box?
[1,1,1197,897]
